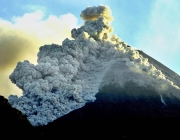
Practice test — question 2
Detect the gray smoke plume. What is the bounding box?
[8,5,179,126]
[80,5,113,22]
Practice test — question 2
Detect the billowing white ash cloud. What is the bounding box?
[8,5,179,126]
[80,5,113,22]
[0,11,78,98]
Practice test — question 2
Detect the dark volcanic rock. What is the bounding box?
[35,82,180,139]
[0,95,38,138]
[1,84,180,139]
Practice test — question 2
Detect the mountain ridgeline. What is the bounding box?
[1,5,180,139]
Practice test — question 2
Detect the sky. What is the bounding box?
[0,0,180,98]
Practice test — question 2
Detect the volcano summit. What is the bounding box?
[2,5,180,138]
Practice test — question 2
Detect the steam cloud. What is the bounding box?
[8,5,179,126]
[0,10,78,98]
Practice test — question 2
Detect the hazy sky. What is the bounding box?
[0,0,180,97]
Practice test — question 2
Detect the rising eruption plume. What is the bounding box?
[8,5,180,126]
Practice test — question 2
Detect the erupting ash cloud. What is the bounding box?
[80,5,114,22]
[0,10,78,98]
[8,5,179,126]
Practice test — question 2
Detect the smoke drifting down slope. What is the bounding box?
[8,5,180,126]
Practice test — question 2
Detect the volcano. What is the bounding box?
[1,5,180,139]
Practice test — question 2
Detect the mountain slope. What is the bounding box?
[139,50,180,87]
[1,5,180,139]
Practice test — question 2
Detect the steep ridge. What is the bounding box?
[0,95,38,138]
[1,5,179,139]
[8,5,180,127]
[138,50,180,87]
